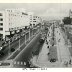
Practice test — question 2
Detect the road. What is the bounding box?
[0,22,71,68]
[55,26,71,66]
[12,32,41,68]
[0,29,36,61]
[29,25,56,67]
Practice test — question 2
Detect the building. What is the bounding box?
[28,12,34,25]
[0,8,29,40]
[28,12,42,28]
[33,16,42,25]
[0,8,42,41]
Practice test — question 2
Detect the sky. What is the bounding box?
[0,3,72,20]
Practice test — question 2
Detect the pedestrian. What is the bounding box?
[46,41,48,45]
[69,59,71,65]
[47,46,49,48]
[47,52,50,55]
[64,61,68,67]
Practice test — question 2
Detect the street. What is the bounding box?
[0,21,72,68]
[13,32,41,68]
[0,29,37,61]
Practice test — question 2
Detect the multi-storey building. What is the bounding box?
[0,8,29,40]
[28,13,42,29]
[33,16,42,25]
[0,8,42,41]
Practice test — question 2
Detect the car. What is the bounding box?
[47,52,50,55]
[39,38,44,44]
[10,48,15,52]
[50,59,56,62]
[47,46,49,48]
[0,62,10,66]
[0,51,4,56]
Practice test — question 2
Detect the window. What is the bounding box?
[0,28,3,30]
[0,18,3,21]
[33,19,36,20]
[0,23,3,26]
[9,23,10,25]
[36,16,37,18]
[33,21,36,22]
[0,13,3,16]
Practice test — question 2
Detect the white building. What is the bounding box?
[33,16,42,25]
[0,8,29,40]
[28,12,42,28]
[0,8,42,41]
[28,12,34,26]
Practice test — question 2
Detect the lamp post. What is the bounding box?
[19,36,20,50]
[25,34,26,45]
[9,39,10,56]
[29,27,30,41]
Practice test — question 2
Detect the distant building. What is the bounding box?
[28,12,42,28]
[33,16,42,25]
[69,9,72,24]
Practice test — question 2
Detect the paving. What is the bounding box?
[55,27,71,64]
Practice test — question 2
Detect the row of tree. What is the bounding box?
[62,17,72,24]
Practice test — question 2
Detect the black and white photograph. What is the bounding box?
[0,3,72,68]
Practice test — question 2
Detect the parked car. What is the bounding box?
[0,62,10,66]
[47,46,49,48]
[0,51,4,56]
[50,58,56,62]
[10,48,15,52]
[39,38,45,44]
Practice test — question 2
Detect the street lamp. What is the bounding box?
[25,34,26,45]
[29,26,31,41]
[9,39,10,56]
[19,36,20,50]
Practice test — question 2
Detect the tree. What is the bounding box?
[62,17,71,24]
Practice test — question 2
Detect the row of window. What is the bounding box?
[33,19,36,20]
[9,13,27,17]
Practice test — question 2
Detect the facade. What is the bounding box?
[33,16,42,25]
[28,12,34,25]
[0,8,42,40]
[0,11,5,39]
[0,8,29,40]
[28,12,42,27]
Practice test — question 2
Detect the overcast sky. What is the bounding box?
[0,3,72,20]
